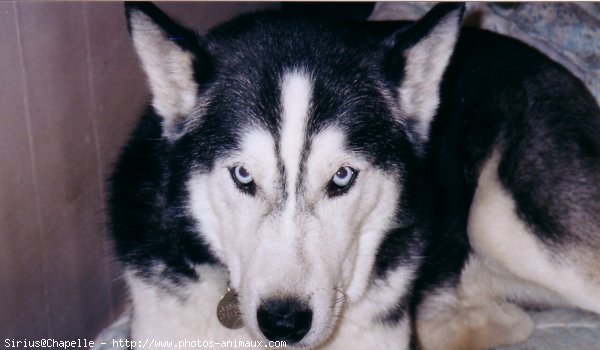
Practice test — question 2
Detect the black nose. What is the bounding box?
[257,298,312,343]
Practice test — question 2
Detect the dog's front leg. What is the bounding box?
[126,265,255,350]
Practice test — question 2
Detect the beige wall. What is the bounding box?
[0,1,277,341]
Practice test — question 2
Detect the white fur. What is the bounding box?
[127,266,255,347]
[183,121,404,348]
[128,264,412,350]
[399,11,460,142]
[129,11,197,138]
[459,253,566,308]
[469,150,600,313]
[417,285,535,350]
[129,28,411,350]
[417,150,600,350]
[280,70,312,205]
[417,151,600,350]
[327,309,411,349]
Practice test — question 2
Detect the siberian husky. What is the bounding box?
[111,2,600,349]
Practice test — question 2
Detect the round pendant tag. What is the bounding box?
[217,288,244,329]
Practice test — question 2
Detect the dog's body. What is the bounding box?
[111,3,600,349]
[410,25,600,350]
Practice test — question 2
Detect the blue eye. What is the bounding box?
[327,166,358,197]
[233,165,253,185]
[230,165,256,196]
[332,166,354,187]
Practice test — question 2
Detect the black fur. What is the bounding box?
[112,2,599,347]
[113,8,429,286]
[109,110,219,281]
[409,25,600,326]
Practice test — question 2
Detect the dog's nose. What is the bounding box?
[257,298,312,343]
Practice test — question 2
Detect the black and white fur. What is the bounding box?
[412,10,600,350]
[111,3,600,349]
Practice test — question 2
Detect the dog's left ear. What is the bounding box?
[384,3,465,143]
[125,2,210,140]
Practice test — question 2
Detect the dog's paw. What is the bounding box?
[417,301,534,350]
[483,301,535,347]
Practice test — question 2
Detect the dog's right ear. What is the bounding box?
[125,2,209,140]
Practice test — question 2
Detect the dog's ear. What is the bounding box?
[125,2,209,140]
[384,3,465,143]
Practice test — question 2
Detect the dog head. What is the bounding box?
[124,2,463,347]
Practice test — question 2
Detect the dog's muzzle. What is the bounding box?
[257,298,313,343]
